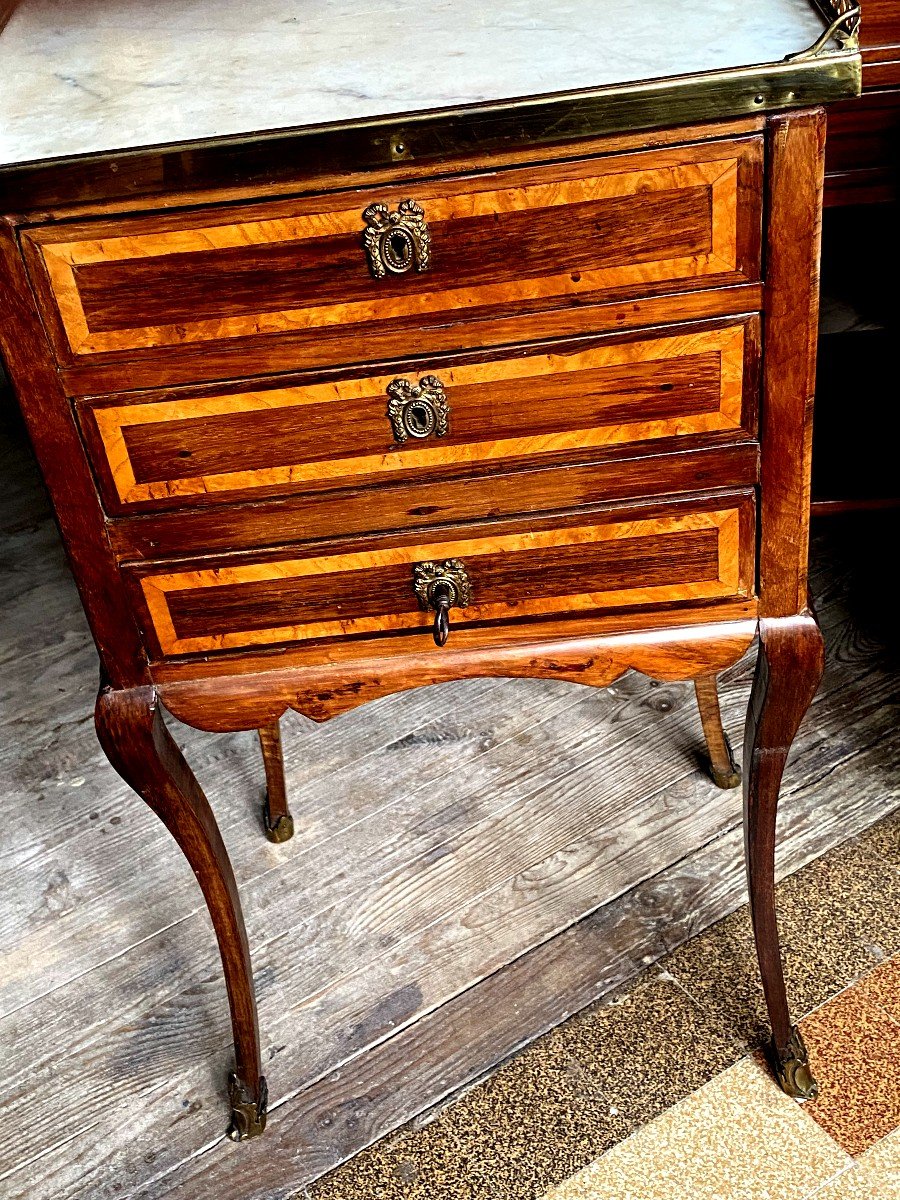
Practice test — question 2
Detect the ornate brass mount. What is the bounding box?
[227,1072,268,1140]
[708,732,742,790]
[413,559,471,647]
[263,798,294,844]
[788,2,860,59]
[362,199,431,279]
[773,1027,819,1101]
[386,375,449,443]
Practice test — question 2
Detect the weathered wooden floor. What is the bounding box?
[0,388,897,1200]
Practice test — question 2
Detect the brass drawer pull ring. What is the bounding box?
[413,559,471,647]
[386,375,449,443]
[362,199,431,278]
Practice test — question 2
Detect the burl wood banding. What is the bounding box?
[83,321,754,511]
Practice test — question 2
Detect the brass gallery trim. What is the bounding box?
[810,0,861,52]
[789,3,860,60]
[2,53,860,212]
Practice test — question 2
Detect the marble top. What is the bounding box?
[0,0,833,167]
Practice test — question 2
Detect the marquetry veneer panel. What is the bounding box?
[132,495,755,659]
[24,136,762,388]
[81,318,757,514]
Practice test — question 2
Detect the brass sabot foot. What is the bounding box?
[707,733,742,790]
[264,797,295,843]
[773,1027,819,1101]
[227,1072,268,1140]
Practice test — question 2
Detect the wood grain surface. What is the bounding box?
[743,612,825,1056]
[0,99,841,1194]
[94,682,265,1120]
[23,137,762,388]
[106,440,761,562]
[824,91,900,204]
[133,498,753,658]
[60,281,765,396]
[859,0,900,49]
[859,0,900,89]
[758,110,825,617]
[860,51,900,90]
[158,616,758,729]
[81,319,755,511]
[0,221,150,688]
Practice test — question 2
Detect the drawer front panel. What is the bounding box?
[83,318,757,513]
[27,137,762,384]
[133,495,755,659]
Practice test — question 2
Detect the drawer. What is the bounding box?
[25,136,763,390]
[129,493,756,660]
[81,317,759,514]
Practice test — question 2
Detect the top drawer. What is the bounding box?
[22,137,763,392]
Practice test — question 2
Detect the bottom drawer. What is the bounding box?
[132,492,756,660]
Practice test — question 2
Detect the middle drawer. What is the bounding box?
[81,316,758,516]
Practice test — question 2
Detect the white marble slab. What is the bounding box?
[0,0,831,166]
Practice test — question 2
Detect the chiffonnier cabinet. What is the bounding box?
[0,0,862,1140]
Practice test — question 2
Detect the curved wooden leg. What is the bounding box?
[694,674,741,789]
[95,683,267,1139]
[258,720,294,843]
[744,614,825,1100]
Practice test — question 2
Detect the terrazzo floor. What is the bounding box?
[301,809,900,1199]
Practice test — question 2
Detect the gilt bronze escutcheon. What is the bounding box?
[362,198,431,278]
[413,559,471,647]
[386,374,449,443]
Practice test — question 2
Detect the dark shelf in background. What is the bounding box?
[813,202,900,513]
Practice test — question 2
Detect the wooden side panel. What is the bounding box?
[80,318,758,513]
[759,110,826,617]
[130,495,756,659]
[0,220,150,688]
[23,137,763,388]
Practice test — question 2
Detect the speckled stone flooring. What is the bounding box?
[300,809,900,1200]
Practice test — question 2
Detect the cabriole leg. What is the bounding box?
[95,683,267,1139]
[258,720,294,843]
[694,673,741,789]
[744,615,825,1100]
